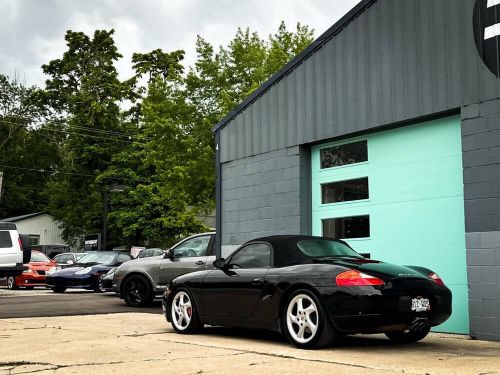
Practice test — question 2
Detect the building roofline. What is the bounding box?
[213,0,377,134]
[1,212,45,222]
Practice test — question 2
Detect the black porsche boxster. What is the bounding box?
[162,235,452,349]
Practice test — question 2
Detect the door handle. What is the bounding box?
[195,260,205,265]
[252,277,264,285]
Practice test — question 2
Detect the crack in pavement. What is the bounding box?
[0,353,248,375]
[154,337,425,375]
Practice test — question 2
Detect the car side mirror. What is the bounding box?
[18,234,32,263]
[164,249,174,259]
[213,258,226,269]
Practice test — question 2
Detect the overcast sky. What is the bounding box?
[1,0,360,87]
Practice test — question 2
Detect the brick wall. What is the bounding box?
[462,99,500,341]
[220,146,303,256]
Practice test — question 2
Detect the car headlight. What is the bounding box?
[47,267,58,275]
[75,267,93,275]
[22,269,34,274]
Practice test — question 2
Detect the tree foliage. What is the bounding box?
[0,22,314,248]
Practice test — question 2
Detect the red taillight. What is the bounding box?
[428,272,445,286]
[18,236,23,252]
[336,270,384,286]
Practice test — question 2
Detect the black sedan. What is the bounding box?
[47,252,132,293]
[163,235,452,349]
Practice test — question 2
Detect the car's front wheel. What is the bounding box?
[169,288,203,334]
[283,290,336,349]
[385,326,431,343]
[7,277,18,290]
[94,274,106,293]
[122,275,153,307]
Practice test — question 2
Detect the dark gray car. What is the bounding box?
[113,232,215,306]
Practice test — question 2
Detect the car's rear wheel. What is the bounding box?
[385,327,431,343]
[170,288,203,334]
[7,277,18,290]
[122,275,153,307]
[283,290,335,349]
[94,274,106,293]
[51,286,66,293]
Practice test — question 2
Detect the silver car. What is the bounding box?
[113,232,215,306]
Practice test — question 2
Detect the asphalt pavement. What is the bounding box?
[0,286,161,318]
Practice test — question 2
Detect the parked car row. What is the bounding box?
[1,224,454,349]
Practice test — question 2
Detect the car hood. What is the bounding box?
[27,262,57,270]
[50,264,113,276]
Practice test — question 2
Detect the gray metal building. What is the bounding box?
[213,0,500,341]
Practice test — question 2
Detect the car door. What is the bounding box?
[158,234,214,286]
[200,243,271,319]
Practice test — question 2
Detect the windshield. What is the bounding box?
[75,253,86,260]
[77,252,117,265]
[30,252,51,262]
[297,239,363,258]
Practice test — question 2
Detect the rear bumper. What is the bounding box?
[318,282,452,334]
[0,264,27,277]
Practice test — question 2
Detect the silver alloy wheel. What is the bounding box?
[7,276,15,289]
[286,293,319,344]
[171,291,193,331]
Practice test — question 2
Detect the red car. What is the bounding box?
[7,251,57,289]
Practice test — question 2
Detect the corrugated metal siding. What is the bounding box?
[219,0,499,163]
[14,214,65,245]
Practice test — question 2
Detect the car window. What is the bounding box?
[228,243,271,269]
[30,252,51,262]
[137,250,148,258]
[174,235,211,258]
[117,254,131,264]
[75,253,86,261]
[154,249,164,256]
[56,254,69,263]
[0,231,12,248]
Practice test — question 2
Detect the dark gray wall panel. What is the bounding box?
[219,0,499,163]
[466,231,500,341]
[220,146,307,254]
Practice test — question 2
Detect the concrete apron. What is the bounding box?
[0,313,499,375]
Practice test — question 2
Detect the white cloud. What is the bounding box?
[0,0,360,86]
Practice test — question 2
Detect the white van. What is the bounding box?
[0,222,31,277]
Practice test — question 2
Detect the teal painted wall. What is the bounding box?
[311,116,468,334]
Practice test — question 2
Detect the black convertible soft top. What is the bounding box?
[243,235,353,268]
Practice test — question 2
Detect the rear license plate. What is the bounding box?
[411,297,430,312]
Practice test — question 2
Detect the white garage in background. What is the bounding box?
[1,212,66,246]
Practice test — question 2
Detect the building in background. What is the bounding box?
[1,212,68,257]
[213,0,500,341]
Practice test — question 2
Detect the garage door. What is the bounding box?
[311,116,468,334]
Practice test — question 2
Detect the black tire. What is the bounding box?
[52,286,66,293]
[25,286,35,290]
[94,274,106,293]
[385,327,431,343]
[122,275,154,307]
[282,289,336,349]
[169,287,203,334]
[7,277,18,290]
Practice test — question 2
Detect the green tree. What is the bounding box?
[0,74,62,219]
[41,29,136,246]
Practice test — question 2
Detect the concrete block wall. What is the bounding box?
[220,146,303,256]
[462,99,500,341]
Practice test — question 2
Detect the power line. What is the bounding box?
[0,117,152,141]
[0,164,151,184]
[0,119,147,144]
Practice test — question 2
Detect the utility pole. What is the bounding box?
[0,171,3,204]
